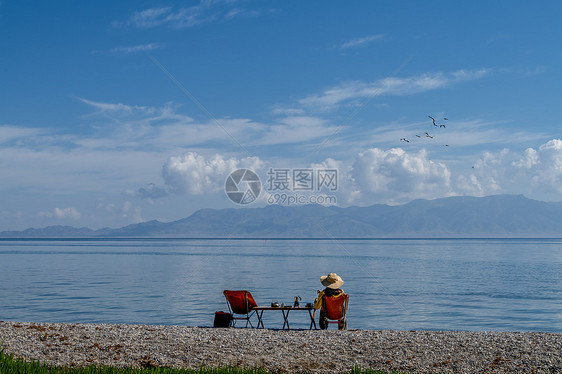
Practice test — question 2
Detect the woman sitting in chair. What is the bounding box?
[314,272,346,330]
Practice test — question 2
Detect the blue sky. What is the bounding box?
[1,1,562,230]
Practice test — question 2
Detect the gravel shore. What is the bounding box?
[1,321,561,373]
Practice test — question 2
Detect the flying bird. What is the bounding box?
[444,118,449,120]
[400,138,409,143]
[415,134,421,138]
[425,132,433,139]
[440,124,446,128]
[428,116,437,126]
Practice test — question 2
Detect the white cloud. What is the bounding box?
[454,140,562,198]
[225,8,259,19]
[351,147,452,204]
[339,34,384,49]
[271,107,305,116]
[106,43,164,54]
[299,69,490,111]
[513,139,562,194]
[456,149,509,196]
[150,139,562,206]
[55,207,80,219]
[513,147,540,169]
[162,152,264,195]
[310,157,342,171]
[77,98,239,150]
[0,125,47,144]
[120,201,143,222]
[456,174,484,196]
[0,143,164,196]
[39,207,81,220]
[257,116,339,145]
[125,7,174,28]
[309,158,357,205]
[121,1,248,29]
[306,141,562,206]
[77,98,340,149]
[77,97,159,117]
[137,183,169,200]
[538,138,562,153]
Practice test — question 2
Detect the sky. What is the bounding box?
[1,1,562,231]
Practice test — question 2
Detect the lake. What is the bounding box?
[1,238,561,332]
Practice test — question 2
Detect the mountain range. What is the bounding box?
[2,194,562,238]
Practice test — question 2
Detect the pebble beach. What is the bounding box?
[1,321,561,373]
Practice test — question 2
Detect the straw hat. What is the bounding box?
[320,272,344,289]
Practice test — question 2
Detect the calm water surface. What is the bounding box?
[1,238,561,332]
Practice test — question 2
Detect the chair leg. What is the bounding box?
[243,315,255,328]
[246,311,256,328]
[319,309,328,330]
[338,318,347,330]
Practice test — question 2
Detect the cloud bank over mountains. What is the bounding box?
[162,152,263,196]
[351,148,452,204]
[141,138,562,209]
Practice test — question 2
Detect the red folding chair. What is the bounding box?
[319,293,349,330]
[223,290,258,327]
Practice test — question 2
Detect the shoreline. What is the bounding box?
[1,321,561,373]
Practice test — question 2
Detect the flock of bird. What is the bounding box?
[398,116,479,169]
[400,115,449,146]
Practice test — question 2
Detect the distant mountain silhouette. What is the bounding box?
[2,195,562,238]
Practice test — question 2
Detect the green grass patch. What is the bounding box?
[0,349,266,374]
[1,348,400,374]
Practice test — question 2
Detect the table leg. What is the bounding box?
[257,310,265,329]
[281,309,291,330]
[308,309,318,330]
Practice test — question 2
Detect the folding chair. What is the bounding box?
[223,290,258,327]
[319,293,349,330]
